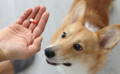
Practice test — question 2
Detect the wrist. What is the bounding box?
[0,28,11,61]
[0,48,9,62]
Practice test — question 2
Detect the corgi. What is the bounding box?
[44,0,120,74]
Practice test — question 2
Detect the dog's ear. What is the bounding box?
[97,24,120,49]
[63,3,85,24]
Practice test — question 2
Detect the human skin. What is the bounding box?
[0,6,49,60]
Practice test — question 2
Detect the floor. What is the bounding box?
[0,0,120,74]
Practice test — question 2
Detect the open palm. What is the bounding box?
[0,6,49,60]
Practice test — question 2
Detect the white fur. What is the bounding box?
[57,63,89,74]
[85,22,99,32]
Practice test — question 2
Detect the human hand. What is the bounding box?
[0,6,49,60]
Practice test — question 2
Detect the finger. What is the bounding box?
[29,6,46,31]
[16,8,32,24]
[28,36,43,56]
[28,6,40,19]
[22,20,30,27]
[23,6,40,28]
[33,11,49,38]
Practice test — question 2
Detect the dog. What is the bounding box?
[44,0,120,74]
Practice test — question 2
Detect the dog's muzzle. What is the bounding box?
[44,47,72,67]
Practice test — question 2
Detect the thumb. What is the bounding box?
[28,36,43,56]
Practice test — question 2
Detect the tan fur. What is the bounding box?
[51,0,112,43]
[51,23,108,74]
[47,0,120,74]
[64,0,112,28]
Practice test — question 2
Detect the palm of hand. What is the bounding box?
[1,24,34,59]
[0,6,49,60]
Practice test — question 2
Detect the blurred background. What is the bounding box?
[0,0,120,74]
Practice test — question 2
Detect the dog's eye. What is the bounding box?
[73,44,83,51]
[61,32,67,38]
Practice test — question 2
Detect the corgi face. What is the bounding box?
[45,23,101,67]
[45,23,120,68]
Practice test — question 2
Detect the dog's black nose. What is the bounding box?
[45,48,55,58]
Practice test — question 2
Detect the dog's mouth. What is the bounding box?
[46,60,72,67]
[46,60,59,66]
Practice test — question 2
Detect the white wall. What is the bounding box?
[0,0,120,74]
[0,0,15,28]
